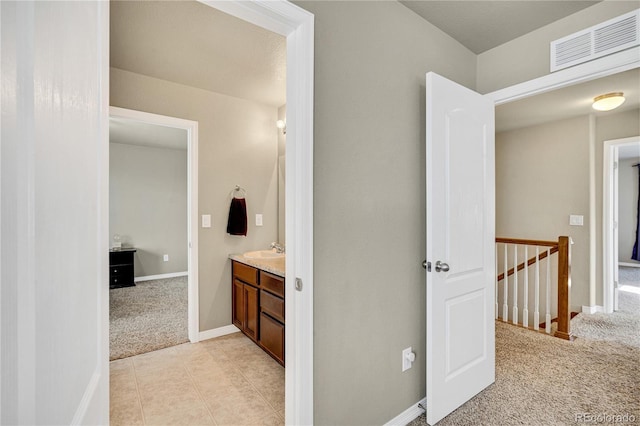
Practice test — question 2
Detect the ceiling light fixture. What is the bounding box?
[592,92,625,111]
[276,119,286,135]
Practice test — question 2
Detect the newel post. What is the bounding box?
[554,236,572,340]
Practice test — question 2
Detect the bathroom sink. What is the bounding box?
[243,250,284,259]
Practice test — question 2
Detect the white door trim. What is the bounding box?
[197,2,314,424]
[486,46,640,105]
[603,136,640,313]
[109,106,200,343]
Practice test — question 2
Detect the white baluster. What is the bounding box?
[503,244,508,322]
[534,247,540,331]
[545,248,551,334]
[512,245,518,325]
[522,246,529,328]
[495,244,498,319]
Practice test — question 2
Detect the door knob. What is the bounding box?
[435,261,449,272]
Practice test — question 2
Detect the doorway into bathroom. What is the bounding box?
[108,1,294,423]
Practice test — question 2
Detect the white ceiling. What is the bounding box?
[110,0,286,107]
[496,68,640,133]
[110,117,188,150]
[399,1,601,54]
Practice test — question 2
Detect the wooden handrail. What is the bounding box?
[496,246,559,282]
[495,237,558,247]
[495,236,572,341]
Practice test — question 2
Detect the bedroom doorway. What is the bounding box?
[603,136,640,313]
[109,107,200,359]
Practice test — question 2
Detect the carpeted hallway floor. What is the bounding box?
[109,276,188,361]
[409,268,640,426]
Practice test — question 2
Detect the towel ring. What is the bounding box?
[231,185,246,198]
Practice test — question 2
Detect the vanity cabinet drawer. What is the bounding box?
[233,262,258,286]
[260,290,284,323]
[260,271,284,297]
[260,312,284,365]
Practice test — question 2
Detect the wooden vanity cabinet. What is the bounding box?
[232,262,259,342]
[231,261,285,366]
[258,271,285,365]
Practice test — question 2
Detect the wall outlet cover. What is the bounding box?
[255,214,263,226]
[402,347,415,372]
[202,214,211,228]
[569,215,584,226]
[163,254,169,262]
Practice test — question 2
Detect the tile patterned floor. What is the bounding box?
[110,332,284,425]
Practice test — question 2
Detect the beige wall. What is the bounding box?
[477,2,639,93]
[619,157,640,264]
[110,142,188,277]
[496,116,592,309]
[294,1,476,424]
[496,108,640,309]
[110,67,279,331]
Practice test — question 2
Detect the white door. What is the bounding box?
[425,72,495,425]
[1,1,109,423]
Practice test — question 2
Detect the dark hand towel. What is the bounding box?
[227,197,247,236]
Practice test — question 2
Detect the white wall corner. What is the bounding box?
[383,398,426,426]
[198,324,240,342]
[581,305,604,314]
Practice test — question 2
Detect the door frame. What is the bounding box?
[486,47,639,105]
[196,2,314,424]
[109,106,200,341]
[603,136,640,313]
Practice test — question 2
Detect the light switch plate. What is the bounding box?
[255,214,263,226]
[569,215,584,226]
[202,214,211,228]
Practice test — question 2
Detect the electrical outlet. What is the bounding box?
[402,347,416,372]
[163,254,169,262]
[202,214,211,228]
[255,214,263,226]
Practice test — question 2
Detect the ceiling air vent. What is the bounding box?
[551,9,639,72]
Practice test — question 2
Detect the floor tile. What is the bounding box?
[110,331,284,425]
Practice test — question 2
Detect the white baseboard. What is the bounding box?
[619,262,640,268]
[134,271,188,282]
[198,324,240,342]
[384,397,426,426]
[582,305,604,314]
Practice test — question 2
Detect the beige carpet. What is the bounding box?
[109,277,188,360]
[409,286,640,426]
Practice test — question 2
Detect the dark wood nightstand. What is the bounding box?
[109,248,136,289]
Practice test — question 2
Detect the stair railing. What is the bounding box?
[495,236,572,340]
